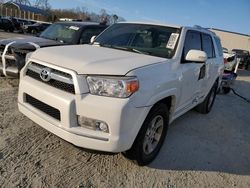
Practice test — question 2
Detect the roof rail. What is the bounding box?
[193,25,203,29]
[193,25,216,35]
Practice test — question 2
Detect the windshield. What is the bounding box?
[95,23,181,58]
[40,23,79,43]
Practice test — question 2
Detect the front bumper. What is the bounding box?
[18,75,150,152]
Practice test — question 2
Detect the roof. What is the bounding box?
[4,1,48,16]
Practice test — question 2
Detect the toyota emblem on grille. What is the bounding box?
[40,68,51,82]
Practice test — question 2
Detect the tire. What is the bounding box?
[123,103,169,166]
[195,82,217,114]
[222,87,231,94]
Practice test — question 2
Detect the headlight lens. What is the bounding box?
[87,76,139,98]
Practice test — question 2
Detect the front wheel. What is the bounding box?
[123,103,169,166]
[195,82,217,114]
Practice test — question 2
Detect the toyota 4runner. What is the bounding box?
[18,22,224,165]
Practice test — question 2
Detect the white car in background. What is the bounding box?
[223,48,237,71]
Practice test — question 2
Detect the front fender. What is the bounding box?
[146,88,177,107]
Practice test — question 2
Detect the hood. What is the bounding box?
[31,45,167,75]
[0,36,63,51]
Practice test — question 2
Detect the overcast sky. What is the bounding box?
[49,0,250,35]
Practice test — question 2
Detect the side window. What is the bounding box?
[183,31,201,58]
[201,34,215,58]
[214,37,223,57]
[80,28,104,44]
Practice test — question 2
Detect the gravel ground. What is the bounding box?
[0,31,250,187]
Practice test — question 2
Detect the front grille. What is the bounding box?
[26,94,61,121]
[26,62,75,94]
[31,62,72,79]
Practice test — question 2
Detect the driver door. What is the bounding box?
[178,30,207,110]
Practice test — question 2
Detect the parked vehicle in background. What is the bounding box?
[18,22,224,165]
[223,47,229,53]
[8,17,22,31]
[220,48,238,94]
[0,18,15,32]
[223,48,237,71]
[0,21,107,77]
[231,49,250,70]
[16,19,36,33]
[23,22,51,34]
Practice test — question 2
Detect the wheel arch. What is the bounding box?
[153,95,176,123]
[144,88,178,123]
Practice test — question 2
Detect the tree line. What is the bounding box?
[0,0,125,23]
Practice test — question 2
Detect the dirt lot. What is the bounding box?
[0,31,250,187]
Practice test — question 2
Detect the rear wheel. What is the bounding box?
[123,103,169,166]
[195,82,217,114]
[222,87,231,94]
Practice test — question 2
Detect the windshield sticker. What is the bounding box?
[166,33,179,49]
[69,26,79,31]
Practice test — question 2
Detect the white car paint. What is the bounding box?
[18,23,224,152]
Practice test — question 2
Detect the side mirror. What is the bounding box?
[185,50,207,63]
[90,36,96,44]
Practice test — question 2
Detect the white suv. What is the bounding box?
[18,22,224,165]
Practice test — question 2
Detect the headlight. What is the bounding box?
[87,76,139,98]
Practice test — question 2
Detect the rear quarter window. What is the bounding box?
[201,34,215,58]
[214,37,223,57]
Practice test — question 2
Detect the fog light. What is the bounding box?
[98,122,108,132]
[77,116,109,133]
